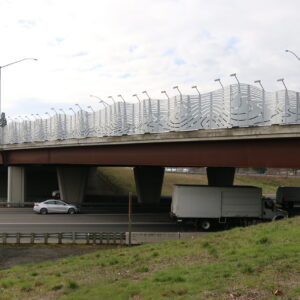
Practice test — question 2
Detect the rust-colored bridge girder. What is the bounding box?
[0,138,300,168]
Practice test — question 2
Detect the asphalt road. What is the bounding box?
[0,208,180,233]
[1,206,298,233]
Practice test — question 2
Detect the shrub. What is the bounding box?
[134,265,149,273]
[256,237,270,245]
[51,284,63,291]
[151,252,159,258]
[67,280,79,289]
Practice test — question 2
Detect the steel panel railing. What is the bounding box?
[1,84,300,145]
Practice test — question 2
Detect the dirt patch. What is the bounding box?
[0,245,119,270]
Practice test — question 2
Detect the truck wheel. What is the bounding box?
[273,215,285,221]
[200,220,211,231]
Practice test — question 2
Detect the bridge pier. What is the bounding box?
[206,167,235,186]
[8,166,26,206]
[57,166,88,204]
[134,166,164,203]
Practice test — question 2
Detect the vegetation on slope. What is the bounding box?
[0,218,300,299]
[97,167,300,195]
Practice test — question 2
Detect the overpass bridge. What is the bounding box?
[1,83,300,206]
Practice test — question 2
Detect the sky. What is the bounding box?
[0,0,299,117]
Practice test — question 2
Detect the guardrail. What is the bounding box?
[0,232,126,245]
[0,232,206,245]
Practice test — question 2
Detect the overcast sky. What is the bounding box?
[0,0,299,117]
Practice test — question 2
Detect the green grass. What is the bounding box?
[1,218,300,299]
[98,167,300,195]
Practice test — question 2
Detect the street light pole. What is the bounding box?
[277,78,288,90]
[285,49,300,61]
[230,73,240,85]
[117,95,126,103]
[254,80,264,90]
[173,86,182,96]
[192,85,201,96]
[89,95,109,107]
[214,78,224,89]
[0,58,38,114]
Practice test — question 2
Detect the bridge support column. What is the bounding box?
[206,167,235,186]
[8,166,26,206]
[134,166,164,203]
[57,166,88,204]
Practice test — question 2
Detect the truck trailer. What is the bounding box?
[276,186,300,209]
[171,185,287,230]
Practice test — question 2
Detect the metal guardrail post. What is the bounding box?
[72,232,75,244]
[44,233,48,244]
[3,233,7,244]
[30,233,34,244]
[16,232,20,244]
[58,233,62,244]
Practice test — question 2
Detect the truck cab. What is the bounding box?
[262,198,288,221]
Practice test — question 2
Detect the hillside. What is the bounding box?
[0,218,300,299]
[97,167,300,195]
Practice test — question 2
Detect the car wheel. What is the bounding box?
[200,220,211,231]
[68,208,75,215]
[40,208,48,215]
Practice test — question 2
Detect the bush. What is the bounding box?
[67,281,79,289]
[134,265,149,273]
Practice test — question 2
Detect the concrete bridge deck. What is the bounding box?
[2,124,300,151]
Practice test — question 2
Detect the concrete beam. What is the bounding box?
[57,166,88,204]
[7,166,25,205]
[134,166,164,203]
[207,167,235,186]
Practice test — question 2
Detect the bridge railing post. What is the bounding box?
[297,92,300,123]
[209,92,213,129]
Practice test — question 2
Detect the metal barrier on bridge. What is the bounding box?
[2,83,300,145]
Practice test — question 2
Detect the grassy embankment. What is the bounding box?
[98,167,300,195]
[0,218,300,299]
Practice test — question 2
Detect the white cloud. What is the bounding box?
[0,0,299,116]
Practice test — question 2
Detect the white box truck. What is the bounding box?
[171,185,287,230]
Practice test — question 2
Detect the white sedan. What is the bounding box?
[33,200,79,214]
